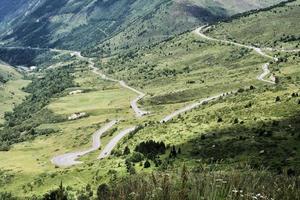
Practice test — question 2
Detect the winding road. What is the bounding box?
[70,51,150,118]
[158,26,280,124]
[50,49,151,167]
[51,120,118,167]
[1,24,288,167]
[98,126,137,159]
[49,26,281,167]
[194,26,277,84]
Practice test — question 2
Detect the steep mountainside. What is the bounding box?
[0,0,283,52]
[0,0,27,21]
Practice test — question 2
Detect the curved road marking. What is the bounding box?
[51,120,118,167]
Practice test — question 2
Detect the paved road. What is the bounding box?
[98,126,137,159]
[3,26,293,165]
[160,92,232,123]
[51,120,118,167]
[194,26,276,84]
[71,52,150,117]
[159,26,281,124]
[50,51,149,166]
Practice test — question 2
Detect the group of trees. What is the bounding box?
[0,48,54,67]
[135,140,166,159]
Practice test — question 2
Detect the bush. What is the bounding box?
[97,184,110,200]
[0,192,17,200]
[128,152,144,163]
[123,146,131,155]
[144,160,151,168]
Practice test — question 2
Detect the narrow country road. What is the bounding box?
[51,120,118,167]
[98,126,137,159]
[48,26,297,165]
[70,51,150,118]
[50,51,149,167]
[194,26,276,84]
[3,24,294,166]
[159,25,280,124]
[160,93,232,123]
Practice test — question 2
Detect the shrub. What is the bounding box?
[97,184,110,200]
[144,160,151,168]
[123,146,130,155]
[128,152,144,163]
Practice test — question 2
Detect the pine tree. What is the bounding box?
[123,146,130,155]
[180,164,189,200]
[97,184,110,200]
[178,147,181,154]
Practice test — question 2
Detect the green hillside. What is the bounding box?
[0,0,299,199]
[0,63,30,125]
[207,0,300,49]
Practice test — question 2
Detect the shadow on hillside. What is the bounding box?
[2,0,68,48]
[179,112,300,174]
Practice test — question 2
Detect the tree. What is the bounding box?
[97,184,110,200]
[180,164,189,199]
[129,165,136,175]
[123,146,130,155]
[128,152,144,163]
[169,146,177,158]
[217,117,223,123]
[144,160,151,168]
[125,159,136,174]
[178,147,182,154]
[42,181,68,200]
[275,96,281,102]
[233,118,239,124]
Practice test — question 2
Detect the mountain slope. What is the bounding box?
[0,0,27,22]
[207,0,300,50]
[0,0,283,52]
